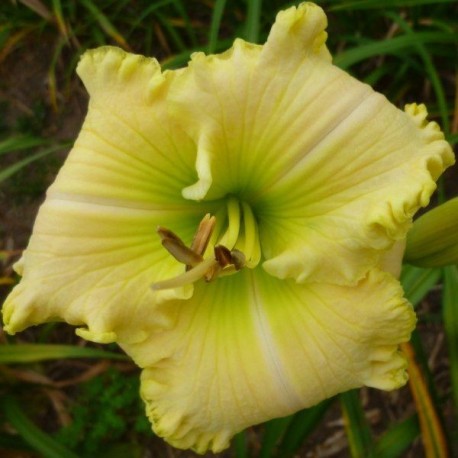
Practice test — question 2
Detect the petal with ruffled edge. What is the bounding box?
[122,268,415,453]
[2,48,212,342]
[261,102,454,285]
[167,3,454,285]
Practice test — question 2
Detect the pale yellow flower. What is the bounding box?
[2,2,454,454]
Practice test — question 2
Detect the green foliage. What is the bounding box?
[2,396,79,458]
[0,344,128,363]
[340,391,375,458]
[54,368,150,457]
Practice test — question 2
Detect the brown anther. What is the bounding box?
[214,245,233,268]
[157,227,183,244]
[210,245,246,280]
[157,227,203,267]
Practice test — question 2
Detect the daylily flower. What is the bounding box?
[2,2,454,454]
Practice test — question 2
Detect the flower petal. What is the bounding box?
[165,4,454,285]
[122,268,415,453]
[261,102,453,284]
[168,3,331,202]
[62,46,199,206]
[2,47,212,342]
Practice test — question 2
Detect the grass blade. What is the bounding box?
[401,342,449,457]
[170,0,197,47]
[3,396,80,458]
[329,0,456,10]
[51,0,68,39]
[0,27,36,64]
[340,390,374,457]
[334,32,457,69]
[0,143,70,183]
[48,36,66,111]
[18,0,52,20]
[443,265,458,448]
[385,11,451,134]
[259,415,293,458]
[0,344,127,363]
[156,11,187,52]
[0,135,47,154]
[233,430,248,458]
[400,265,441,308]
[244,0,262,43]
[79,0,130,50]
[400,264,450,456]
[275,398,333,458]
[208,0,227,54]
[126,0,174,33]
[374,415,420,458]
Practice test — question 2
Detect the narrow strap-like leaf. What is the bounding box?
[335,32,457,69]
[244,0,262,43]
[208,0,227,54]
[443,265,458,450]
[401,342,449,457]
[401,265,441,309]
[274,398,334,458]
[401,265,450,456]
[259,415,293,458]
[3,396,79,458]
[375,415,420,458]
[0,344,127,363]
[79,0,130,50]
[233,430,248,458]
[340,390,375,458]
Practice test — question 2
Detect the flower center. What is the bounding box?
[151,197,260,291]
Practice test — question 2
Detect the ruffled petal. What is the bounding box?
[165,4,454,285]
[2,47,210,342]
[60,46,199,206]
[122,268,415,453]
[167,3,331,202]
[261,102,453,284]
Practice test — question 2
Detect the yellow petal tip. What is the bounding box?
[265,2,331,62]
[77,46,164,101]
[75,327,118,344]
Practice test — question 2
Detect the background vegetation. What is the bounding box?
[0,0,457,456]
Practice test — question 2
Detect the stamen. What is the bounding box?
[157,227,203,267]
[190,213,216,257]
[214,245,233,268]
[152,258,218,291]
[211,246,246,279]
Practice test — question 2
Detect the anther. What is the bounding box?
[214,245,233,268]
[190,214,216,257]
[157,227,203,268]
